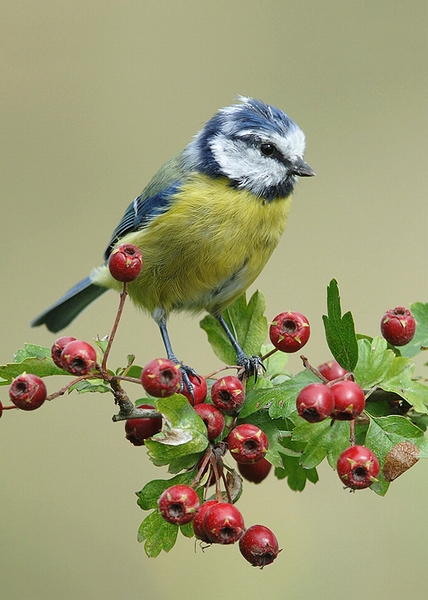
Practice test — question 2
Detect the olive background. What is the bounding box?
[1,2,428,599]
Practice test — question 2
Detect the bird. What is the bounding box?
[31,96,314,390]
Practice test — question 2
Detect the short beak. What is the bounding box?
[292,156,315,177]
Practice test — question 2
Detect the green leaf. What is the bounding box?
[322,279,358,371]
[366,415,428,495]
[400,302,428,358]
[293,420,351,470]
[261,344,289,379]
[0,344,67,385]
[354,337,428,414]
[275,436,319,491]
[144,395,208,467]
[137,511,178,557]
[69,378,111,394]
[200,291,268,364]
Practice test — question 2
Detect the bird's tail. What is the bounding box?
[31,277,108,333]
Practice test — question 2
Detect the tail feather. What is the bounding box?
[31,277,108,333]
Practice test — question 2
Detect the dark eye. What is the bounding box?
[260,143,276,156]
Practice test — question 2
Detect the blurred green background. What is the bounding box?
[1,1,428,598]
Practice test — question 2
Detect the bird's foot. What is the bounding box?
[178,363,200,402]
[236,353,265,382]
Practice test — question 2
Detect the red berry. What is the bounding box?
[60,340,97,375]
[239,524,280,567]
[228,423,269,464]
[192,500,219,542]
[380,306,416,346]
[296,383,334,422]
[318,360,347,381]
[337,445,380,490]
[108,244,143,282]
[238,458,272,484]
[141,358,182,398]
[269,311,310,353]
[331,380,365,420]
[203,502,245,544]
[51,336,76,369]
[158,484,200,525]
[180,374,207,405]
[211,376,245,412]
[194,403,225,440]
[124,404,162,446]
[0,400,2,418]
[9,373,47,411]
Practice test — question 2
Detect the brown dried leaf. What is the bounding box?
[383,441,420,481]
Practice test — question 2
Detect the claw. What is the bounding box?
[236,353,265,382]
[179,364,199,402]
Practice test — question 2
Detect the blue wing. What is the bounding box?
[31,151,190,332]
[104,181,181,260]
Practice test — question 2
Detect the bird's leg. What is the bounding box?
[156,314,198,397]
[216,315,265,381]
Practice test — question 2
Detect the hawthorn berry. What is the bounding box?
[380,306,416,346]
[180,373,207,405]
[337,445,380,490]
[141,358,182,397]
[296,383,334,422]
[124,404,162,446]
[51,336,76,369]
[192,500,219,542]
[158,484,200,525]
[269,311,310,353]
[238,458,272,484]
[203,502,245,544]
[108,244,143,283]
[228,423,269,464]
[211,376,245,412]
[318,359,348,381]
[9,373,47,411]
[331,380,365,420]
[194,403,225,440]
[60,340,97,375]
[239,525,280,567]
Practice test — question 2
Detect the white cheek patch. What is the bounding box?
[210,134,289,196]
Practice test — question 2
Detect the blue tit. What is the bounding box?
[32,97,314,387]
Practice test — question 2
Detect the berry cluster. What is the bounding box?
[295,364,378,489]
[135,361,278,566]
[2,253,424,567]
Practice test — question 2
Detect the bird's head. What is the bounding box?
[183,97,315,200]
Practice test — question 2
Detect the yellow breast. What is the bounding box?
[101,174,292,316]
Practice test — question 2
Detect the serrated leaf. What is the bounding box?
[365,415,428,495]
[137,511,178,557]
[400,302,428,358]
[200,291,267,364]
[293,420,351,470]
[354,337,428,414]
[322,279,358,371]
[0,344,68,385]
[144,395,208,467]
